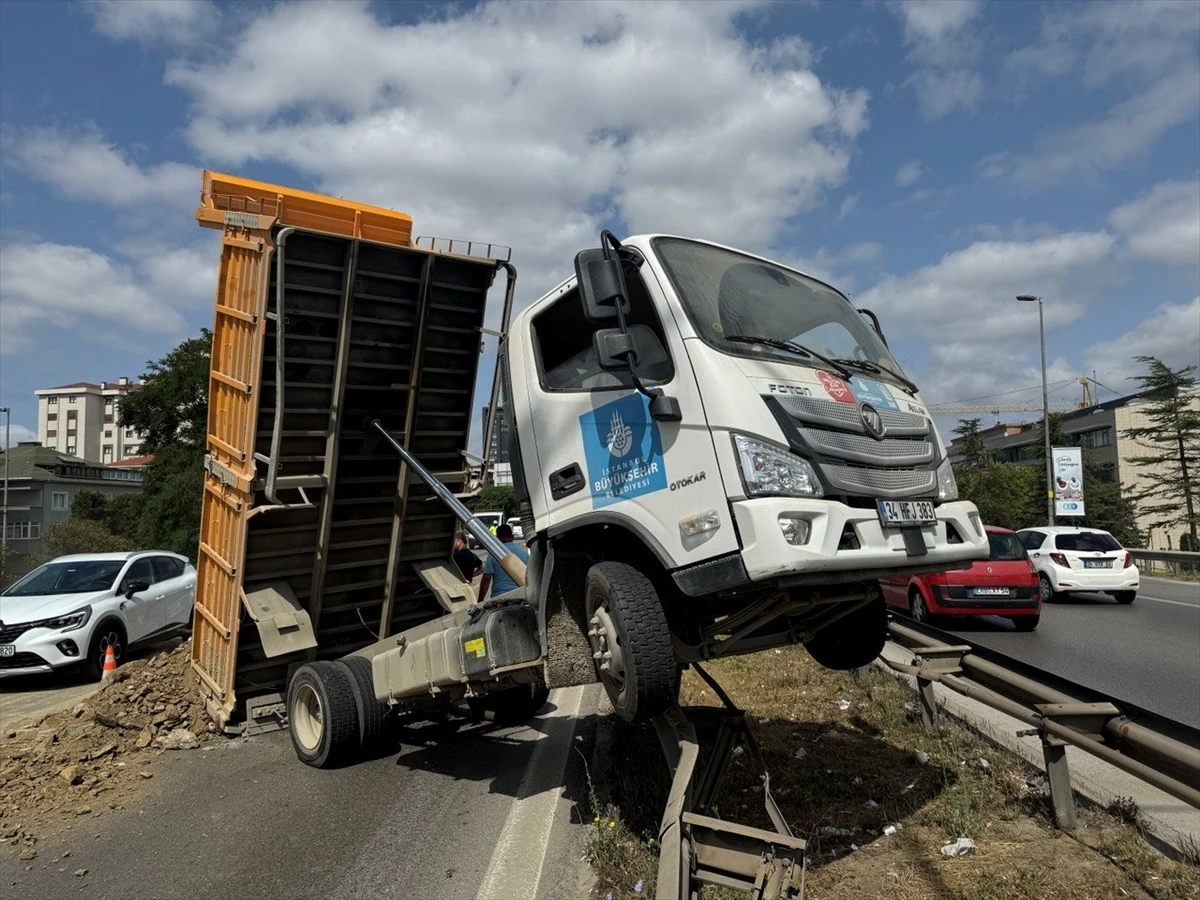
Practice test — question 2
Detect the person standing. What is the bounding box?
[478,523,529,601]
[452,533,482,582]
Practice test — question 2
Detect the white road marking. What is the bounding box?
[475,685,586,900]
[1138,595,1200,609]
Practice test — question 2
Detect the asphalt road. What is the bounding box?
[2,685,602,900]
[938,576,1200,730]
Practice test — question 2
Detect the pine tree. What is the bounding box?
[1122,356,1200,549]
[951,418,990,470]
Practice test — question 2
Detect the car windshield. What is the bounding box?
[2,560,124,597]
[652,237,909,387]
[987,532,1026,561]
[1055,532,1121,552]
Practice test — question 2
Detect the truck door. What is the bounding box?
[522,266,737,569]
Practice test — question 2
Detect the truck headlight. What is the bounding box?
[734,435,823,498]
[45,607,92,632]
[936,459,958,502]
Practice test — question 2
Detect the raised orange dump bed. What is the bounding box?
[193,171,507,728]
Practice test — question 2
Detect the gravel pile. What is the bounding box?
[0,639,213,852]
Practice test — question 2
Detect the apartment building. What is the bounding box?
[35,378,145,464]
[949,390,1200,549]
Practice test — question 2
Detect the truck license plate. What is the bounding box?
[972,587,1009,597]
[1083,560,1112,569]
[877,499,936,527]
[0,645,14,658]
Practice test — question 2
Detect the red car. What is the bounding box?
[880,526,1042,631]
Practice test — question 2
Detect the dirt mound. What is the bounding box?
[0,639,214,851]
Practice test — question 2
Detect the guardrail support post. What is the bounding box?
[1040,733,1076,831]
[917,676,940,730]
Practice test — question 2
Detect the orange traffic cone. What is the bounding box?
[101,645,118,680]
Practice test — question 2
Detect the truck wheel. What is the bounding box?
[804,594,887,671]
[287,661,360,768]
[337,656,387,749]
[475,682,552,724]
[585,561,679,723]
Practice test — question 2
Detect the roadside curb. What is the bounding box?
[876,642,1200,860]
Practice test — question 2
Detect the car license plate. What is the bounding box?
[877,499,936,527]
[0,645,14,658]
[972,587,1010,597]
[1084,560,1112,569]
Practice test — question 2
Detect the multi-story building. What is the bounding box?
[0,443,144,570]
[948,390,1200,549]
[482,405,513,487]
[35,378,145,464]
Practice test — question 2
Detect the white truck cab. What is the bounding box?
[501,232,988,720]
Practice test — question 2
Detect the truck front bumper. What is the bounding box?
[730,498,988,584]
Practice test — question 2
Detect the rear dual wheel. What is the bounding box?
[288,658,392,768]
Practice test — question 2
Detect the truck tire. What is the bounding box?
[473,682,552,724]
[804,594,887,671]
[287,661,360,768]
[585,561,679,723]
[337,656,387,749]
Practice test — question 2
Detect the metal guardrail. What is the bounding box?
[1129,548,1200,567]
[883,618,1200,830]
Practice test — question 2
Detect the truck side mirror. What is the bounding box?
[857,307,889,347]
[574,248,630,324]
[592,326,681,422]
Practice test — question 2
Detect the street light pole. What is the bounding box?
[0,406,9,550]
[1017,295,1055,526]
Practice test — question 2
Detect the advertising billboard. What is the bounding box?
[1053,447,1085,517]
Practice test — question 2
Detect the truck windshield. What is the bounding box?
[652,237,908,387]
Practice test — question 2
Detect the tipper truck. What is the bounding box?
[191,172,988,765]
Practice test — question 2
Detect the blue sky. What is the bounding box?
[1,0,1197,451]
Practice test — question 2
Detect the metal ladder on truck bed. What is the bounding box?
[652,665,808,900]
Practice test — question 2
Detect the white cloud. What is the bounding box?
[1084,296,1200,387]
[889,0,984,119]
[858,231,1117,403]
[983,67,1200,186]
[153,0,867,302]
[86,0,220,45]
[1,423,38,449]
[7,127,196,209]
[0,243,193,354]
[836,193,860,223]
[895,160,924,187]
[1109,177,1200,268]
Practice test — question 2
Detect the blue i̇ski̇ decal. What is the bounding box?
[579,392,667,508]
[848,376,900,410]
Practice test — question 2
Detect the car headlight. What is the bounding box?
[44,607,92,632]
[936,459,958,502]
[734,435,823,498]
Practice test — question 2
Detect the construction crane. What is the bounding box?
[927,376,1098,416]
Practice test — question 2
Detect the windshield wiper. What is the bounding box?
[725,335,855,382]
[830,357,919,395]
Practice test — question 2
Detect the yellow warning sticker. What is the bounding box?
[464,637,486,659]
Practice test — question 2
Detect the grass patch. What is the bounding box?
[588,646,1200,899]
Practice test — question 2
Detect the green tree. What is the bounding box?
[951,418,991,470]
[958,463,1040,531]
[69,488,143,542]
[468,485,517,518]
[41,519,135,560]
[71,488,110,524]
[1122,356,1200,550]
[118,330,212,560]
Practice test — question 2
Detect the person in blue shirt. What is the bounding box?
[479,523,529,601]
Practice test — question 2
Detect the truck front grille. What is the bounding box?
[767,394,939,501]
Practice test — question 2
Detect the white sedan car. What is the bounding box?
[1017,527,1139,605]
[0,551,196,679]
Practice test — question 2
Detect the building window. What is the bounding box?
[1079,427,1113,449]
[104,430,112,438]
[52,491,69,511]
[48,396,57,406]
[47,413,57,422]
[66,443,76,455]
[124,429,135,439]
[68,396,76,404]
[4,522,41,541]
[102,445,114,462]
[105,398,114,409]
[47,430,57,439]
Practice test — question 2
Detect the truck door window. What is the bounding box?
[533,275,674,393]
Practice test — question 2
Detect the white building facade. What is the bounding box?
[36,378,146,464]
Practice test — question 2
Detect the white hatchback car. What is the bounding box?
[0,551,196,679]
[1016,527,1139,605]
